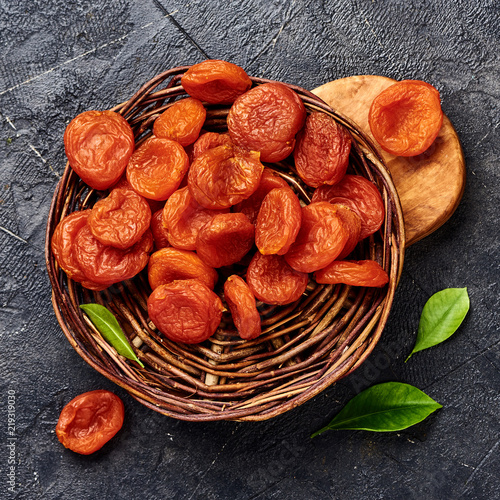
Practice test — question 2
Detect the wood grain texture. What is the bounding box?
[312,75,466,246]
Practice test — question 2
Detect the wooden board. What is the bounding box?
[312,75,466,246]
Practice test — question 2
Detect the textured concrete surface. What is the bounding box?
[0,1,498,499]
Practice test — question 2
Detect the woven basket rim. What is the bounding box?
[45,65,405,422]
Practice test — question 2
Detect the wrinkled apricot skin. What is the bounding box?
[74,226,153,285]
[88,188,152,249]
[51,210,92,283]
[246,253,308,306]
[192,132,233,160]
[294,112,351,188]
[148,247,218,290]
[188,144,264,209]
[224,275,261,340]
[312,175,385,240]
[110,175,165,213]
[196,213,255,268]
[162,187,228,251]
[126,137,189,201]
[227,82,306,162]
[51,210,108,290]
[56,390,124,455]
[255,186,301,255]
[314,260,389,287]
[64,110,135,191]
[181,60,252,104]
[368,80,443,157]
[234,168,289,224]
[284,202,349,273]
[150,209,171,250]
[153,98,206,146]
[148,279,224,344]
[331,203,362,260]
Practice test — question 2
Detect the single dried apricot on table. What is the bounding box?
[188,144,264,209]
[148,247,218,290]
[228,82,306,162]
[294,111,351,188]
[368,79,443,157]
[314,260,389,287]
[224,275,261,340]
[74,226,153,285]
[234,168,290,224]
[162,186,228,251]
[126,137,189,201]
[88,187,151,249]
[246,252,308,306]
[148,279,224,344]
[195,212,255,268]
[181,59,252,104]
[153,97,206,147]
[56,390,124,455]
[284,202,348,273]
[64,110,135,191]
[312,175,385,240]
[255,186,302,255]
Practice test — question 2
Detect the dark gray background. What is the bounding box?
[1,1,498,499]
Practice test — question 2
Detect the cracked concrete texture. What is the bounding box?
[0,0,499,499]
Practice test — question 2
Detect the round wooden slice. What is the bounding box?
[312,75,466,246]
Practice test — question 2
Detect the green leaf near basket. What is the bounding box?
[406,287,470,362]
[80,303,144,368]
[311,382,442,436]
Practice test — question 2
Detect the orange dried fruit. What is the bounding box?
[368,79,443,157]
[148,279,224,344]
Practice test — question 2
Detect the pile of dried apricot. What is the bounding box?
[53,59,389,346]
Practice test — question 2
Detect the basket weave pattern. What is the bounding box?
[45,66,405,422]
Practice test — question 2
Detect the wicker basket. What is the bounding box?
[45,66,405,422]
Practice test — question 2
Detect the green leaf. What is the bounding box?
[406,287,470,362]
[311,382,441,436]
[80,303,144,368]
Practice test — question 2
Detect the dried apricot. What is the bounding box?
[74,226,153,285]
[51,210,108,290]
[148,279,224,344]
[56,390,124,455]
[162,187,228,251]
[224,275,261,340]
[148,247,218,290]
[227,82,306,162]
[88,187,151,249]
[150,209,171,250]
[111,175,165,213]
[196,213,255,268]
[284,202,348,273]
[314,260,389,287]
[64,110,135,190]
[188,144,263,209]
[311,175,385,240]
[192,131,233,160]
[255,186,301,255]
[294,112,351,188]
[331,203,362,260]
[181,60,252,104]
[234,168,289,224]
[246,252,308,305]
[153,97,206,147]
[368,80,443,156]
[126,137,189,201]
